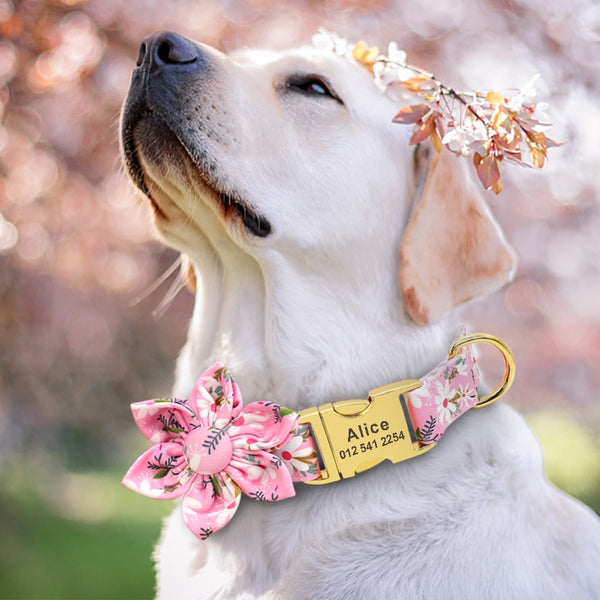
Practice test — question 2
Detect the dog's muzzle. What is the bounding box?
[120,32,272,237]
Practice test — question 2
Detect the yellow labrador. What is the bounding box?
[121,31,600,600]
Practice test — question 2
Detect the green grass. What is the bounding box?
[527,410,600,514]
[0,469,171,600]
[1,412,598,599]
[1,500,156,599]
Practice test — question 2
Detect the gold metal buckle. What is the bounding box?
[447,333,515,409]
[299,379,436,485]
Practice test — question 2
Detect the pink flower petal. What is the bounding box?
[188,364,243,429]
[226,449,295,502]
[121,442,194,500]
[131,399,197,444]
[182,474,241,538]
[229,402,298,451]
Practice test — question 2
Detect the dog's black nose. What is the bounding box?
[136,31,200,69]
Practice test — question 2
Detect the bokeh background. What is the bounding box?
[1,0,599,597]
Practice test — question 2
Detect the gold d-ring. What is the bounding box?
[447,333,515,409]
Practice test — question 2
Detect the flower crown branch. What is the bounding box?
[375,57,497,126]
[313,30,560,194]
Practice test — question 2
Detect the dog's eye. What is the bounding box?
[286,75,343,104]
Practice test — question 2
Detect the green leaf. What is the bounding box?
[210,475,221,497]
[279,407,295,417]
[152,469,169,479]
[162,426,183,433]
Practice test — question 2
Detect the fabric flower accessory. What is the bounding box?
[122,364,319,539]
[313,29,560,194]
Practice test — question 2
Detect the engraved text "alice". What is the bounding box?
[347,421,389,442]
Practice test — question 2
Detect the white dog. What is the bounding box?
[121,31,600,599]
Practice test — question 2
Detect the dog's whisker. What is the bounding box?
[130,254,183,308]
[151,265,189,319]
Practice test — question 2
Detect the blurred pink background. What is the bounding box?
[1,0,599,472]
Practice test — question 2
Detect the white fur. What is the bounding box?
[125,39,600,599]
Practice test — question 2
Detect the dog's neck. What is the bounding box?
[174,247,456,411]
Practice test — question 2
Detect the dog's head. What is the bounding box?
[121,31,515,328]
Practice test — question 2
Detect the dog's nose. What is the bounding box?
[136,31,201,70]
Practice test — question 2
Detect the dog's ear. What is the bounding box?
[399,146,516,325]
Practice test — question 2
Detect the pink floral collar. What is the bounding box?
[122,333,514,539]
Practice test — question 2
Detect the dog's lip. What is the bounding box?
[121,108,271,237]
[219,191,272,237]
[121,109,153,203]
[121,107,173,221]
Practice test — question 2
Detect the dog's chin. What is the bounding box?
[121,112,271,238]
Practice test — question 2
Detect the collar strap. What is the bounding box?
[122,333,514,539]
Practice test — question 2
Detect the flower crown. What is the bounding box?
[313,29,559,194]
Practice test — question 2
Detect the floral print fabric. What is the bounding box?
[122,363,319,539]
[406,344,480,444]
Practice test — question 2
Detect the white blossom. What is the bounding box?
[442,121,488,156]
[507,74,540,111]
[312,28,349,57]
